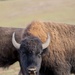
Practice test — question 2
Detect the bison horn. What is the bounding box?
[12,32,20,49]
[42,33,50,49]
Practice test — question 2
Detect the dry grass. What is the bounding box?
[0,0,75,27]
[0,0,75,75]
[0,62,20,75]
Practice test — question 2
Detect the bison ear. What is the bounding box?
[41,48,49,55]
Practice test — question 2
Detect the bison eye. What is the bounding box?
[37,54,41,58]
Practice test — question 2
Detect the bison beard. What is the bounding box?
[0,21,75,75]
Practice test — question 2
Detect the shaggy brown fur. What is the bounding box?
[21,21,75,75]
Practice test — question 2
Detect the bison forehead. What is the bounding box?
[20,37,42,52]
[23,35,42,44]
[22,37,42,45]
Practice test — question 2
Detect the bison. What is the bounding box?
[12,21,75,75]
[0,21,75,75]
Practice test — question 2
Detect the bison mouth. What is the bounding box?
[28,70,36,75]
[19,71,36,75]
[19,68,37,75]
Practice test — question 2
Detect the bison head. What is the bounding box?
[12,32,50,75]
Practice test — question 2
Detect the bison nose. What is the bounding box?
[28,67,37,74]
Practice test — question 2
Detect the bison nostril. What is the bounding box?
[28,67,37,74]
